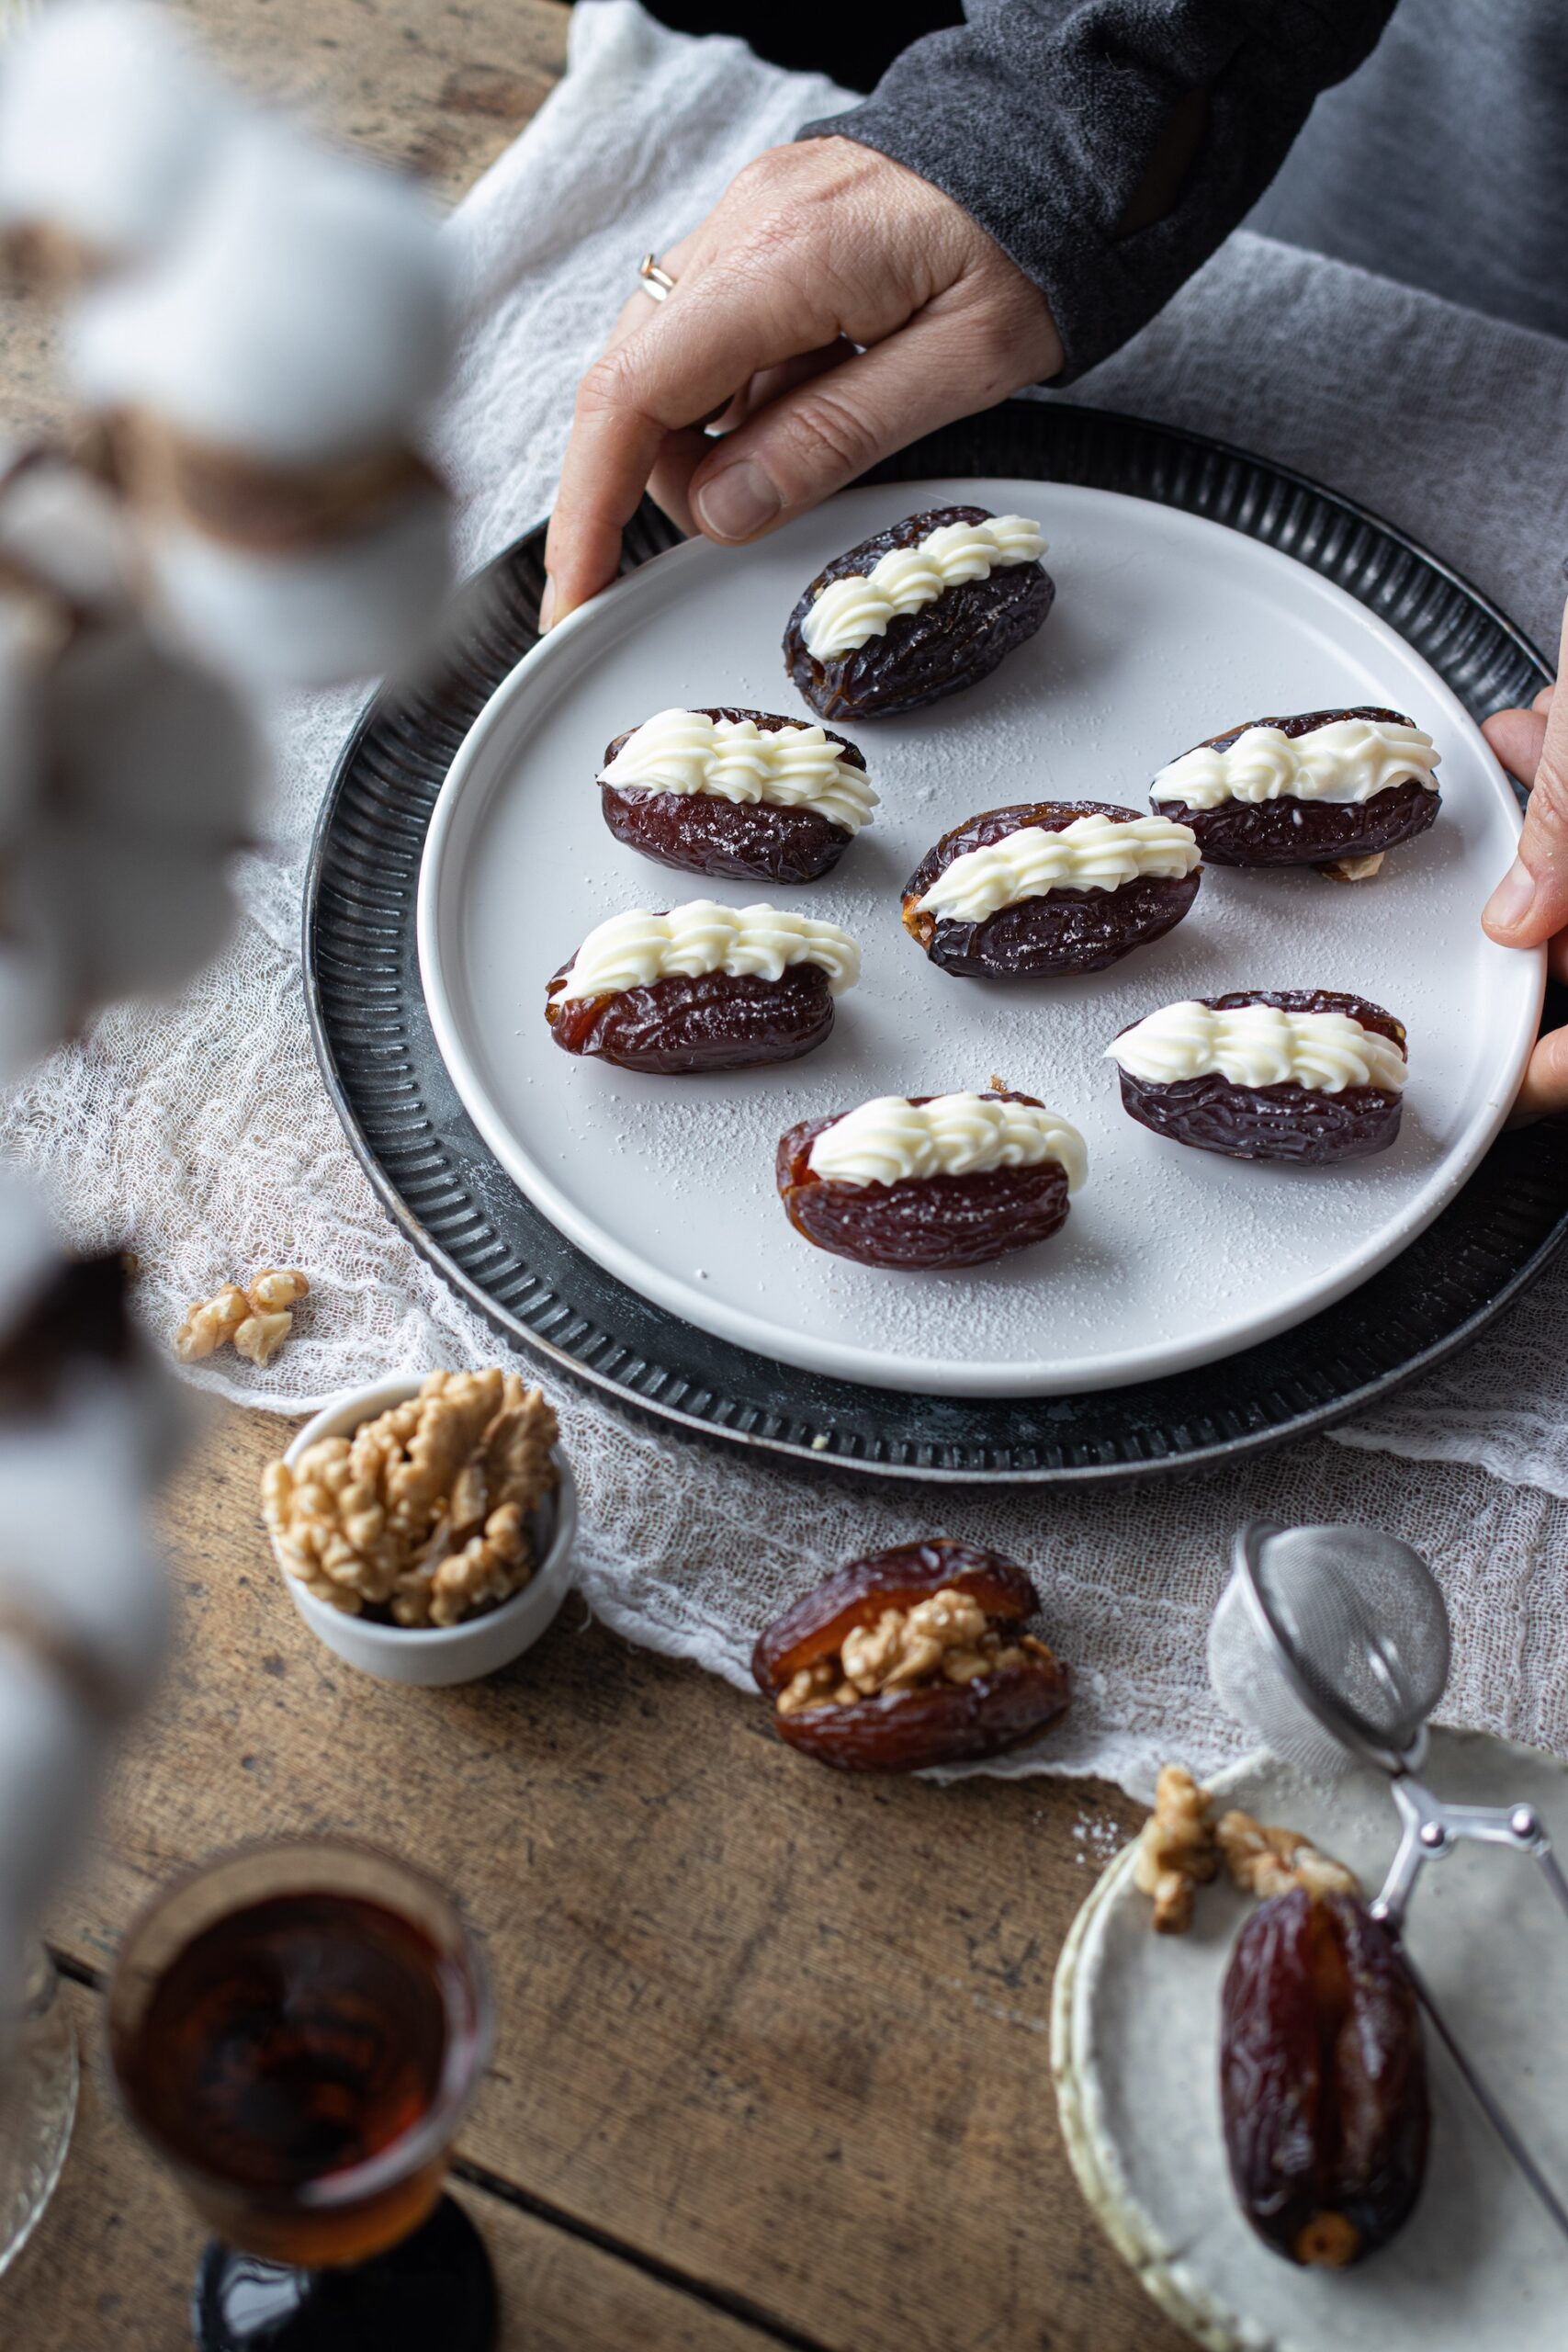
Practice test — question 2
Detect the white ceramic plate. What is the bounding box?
[417,478,1542,1397]
[1052,1730,1568,2352]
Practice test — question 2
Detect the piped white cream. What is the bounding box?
[801,514,1044,661]
[1107,1001,1407,1094]
[599,709,877,834]
[558,901,860,1003]
[916,812,1198,924]
[807,1092,1087,1190]
[1151,717,1438,809]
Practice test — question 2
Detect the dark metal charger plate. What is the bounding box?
[305,400,1568,1483]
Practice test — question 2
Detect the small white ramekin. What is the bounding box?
[269,1374,578,1686]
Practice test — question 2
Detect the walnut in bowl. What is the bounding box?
[262,1372,576,1685]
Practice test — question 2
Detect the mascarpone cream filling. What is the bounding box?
[599,708,877,834]
[807,1091,1088,1190]
[801,514,1044,662]
[916,812,1199,925]
[558,900,861,1002]
[1107,1001,1407,1093]
[1150,717,1438,809]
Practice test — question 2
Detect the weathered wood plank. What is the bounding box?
[167,0,571,199]
[43,1407,1185,2352]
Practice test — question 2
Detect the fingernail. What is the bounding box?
[693,459,780,542]
[538,577,558,632]
[1484,857,1537,933]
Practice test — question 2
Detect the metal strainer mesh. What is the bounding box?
[1208,1521,1452,1775]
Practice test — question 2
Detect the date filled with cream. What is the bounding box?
[800,514,1045,662]
[546,900,860,1076]
[1150,707,1440,874]
[903,802,1201,979]
[776,1089,1087,1271]
[597,706,875,885]
[1109,991,1409,1164]
[784,504,1055,722]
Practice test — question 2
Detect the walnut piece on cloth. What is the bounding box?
[1216,1809,1360,1901]
[261,1369,558,1628]
[1132,1762,1219,1933]
[175,1268,308,1367]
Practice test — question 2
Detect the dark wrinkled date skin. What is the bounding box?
[1221,1889,1428,2267]
[547,955,837,1074]
[1154,706,1440,866]
[1117,989,1406,1163]
[902,800,1201,978]
[784,505,1055,722]
[752,1538,1072,1772]
[777,1091,1071,1270]
[600,707,865,884]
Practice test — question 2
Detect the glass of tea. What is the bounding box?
[106,1838,495,2351]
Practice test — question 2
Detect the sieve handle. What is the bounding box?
[1370,1776,1568,1932]
[1393,1942,1568,2246]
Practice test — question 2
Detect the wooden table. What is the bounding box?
[2,5,1183,2344]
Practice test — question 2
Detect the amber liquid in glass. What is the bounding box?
[117,1891,459,2267]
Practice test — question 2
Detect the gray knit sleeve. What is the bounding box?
[799,0,1397,380]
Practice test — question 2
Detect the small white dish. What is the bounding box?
[270,1374,577,1686]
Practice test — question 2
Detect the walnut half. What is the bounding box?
[1216,1810,1360,1901]
[175,1268,310,1366]
[1133,1764,1218,1933]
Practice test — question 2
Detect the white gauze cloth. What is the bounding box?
[8,0,1568,1796]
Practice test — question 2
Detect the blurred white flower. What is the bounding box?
[65,112,455,683]
[71,122,452,463]
[0,454,258,1069]
[0,1208,175,1991]
[0,0,236,277]
[0,1379,170,1712]
[0,0,467,2020]
[0,1652,100,1991]
[140,477,452,687]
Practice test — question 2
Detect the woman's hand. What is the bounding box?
[541,136,1063,628]
[1483,599,1568,1120]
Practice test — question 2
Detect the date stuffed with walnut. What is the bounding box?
[752,1538,1071,1771]
[784,506,1055,721]
[598,707,875,885]
[1221,1887,1428,2267]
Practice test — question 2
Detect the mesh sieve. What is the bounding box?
[1208,1521,1451,1776]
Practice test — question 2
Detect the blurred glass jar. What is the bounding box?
[0,1943,78,2276]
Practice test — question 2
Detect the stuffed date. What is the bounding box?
[752,1537,1071,1772]
[1108,989,1407,1163]
[598,706,875,884]
[1151,707,1439,871]
[902,800,1201,978]
[776,1088,1087,1270]
[784,505,1054,721]
[546,899,859,1074]
[1221,1886,1428,2267]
